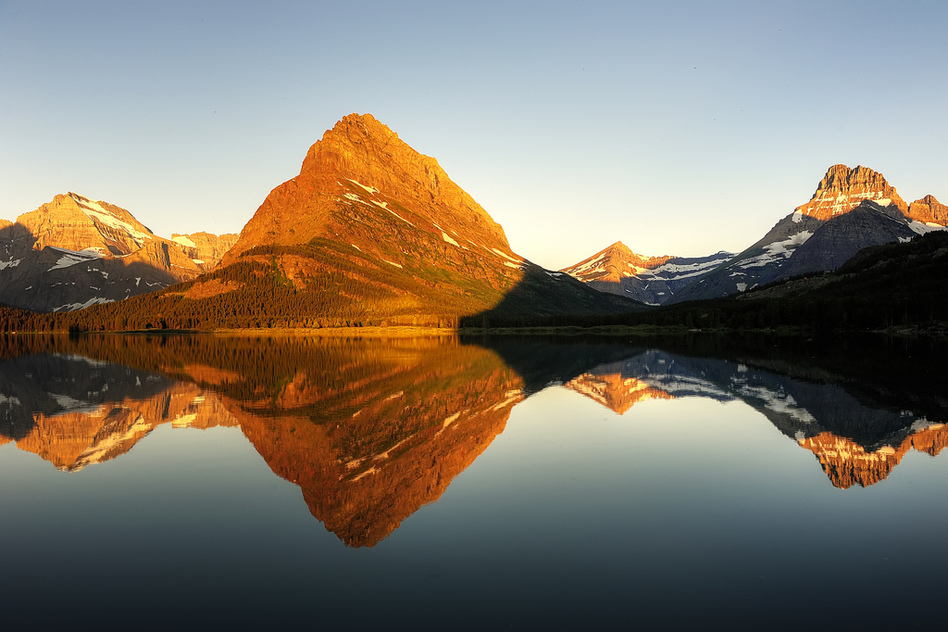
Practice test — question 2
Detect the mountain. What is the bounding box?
[777,200,917,278]
[171,231,239,268]
[908,194,948,225]
[561,241,733,305]
[53,113,641,332]
[0,192,236,312]
[668,164,946,303]
[794,163,908,218]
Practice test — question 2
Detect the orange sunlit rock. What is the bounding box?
[566,373,673,414]
[794,164,908,220]
[14,383,237,471]
[798,423,948,488]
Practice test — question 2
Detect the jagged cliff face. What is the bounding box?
[171,231,239,269]
[18,193,158,255]
[795,164,908,219]
[0,193,234,312]
[908,194,948,226]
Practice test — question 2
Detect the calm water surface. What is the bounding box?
[1,334,947,630]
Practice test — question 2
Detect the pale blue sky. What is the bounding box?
[2,0,946,269]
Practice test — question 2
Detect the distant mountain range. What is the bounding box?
[2,113,946,331]
[563,164,947,305]
[561,241,733,305]
[25,113,640,331]
[0,192,236,312]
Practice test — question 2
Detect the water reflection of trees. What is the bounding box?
[0,334,527,546]
[2,333,947,542]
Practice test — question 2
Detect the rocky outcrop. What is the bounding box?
[908,194,948,226]
[171,231,239,269]
[794,164,908,219]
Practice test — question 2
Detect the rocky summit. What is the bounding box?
[561,242,732,306]
[666,164,947,303]
[0,192,236,312]
[223,113,511,264]
[794,164,908,220]
[908,194,948,226]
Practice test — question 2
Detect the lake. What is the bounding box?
[2,333,947,630]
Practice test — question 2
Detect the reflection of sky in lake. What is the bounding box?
[2,337,948,629]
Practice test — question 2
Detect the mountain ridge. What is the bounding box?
[38,113,641,332]
[0,192,237,312]
[663,164,946,303]
[563,163,946,307]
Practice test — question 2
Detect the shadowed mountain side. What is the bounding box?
[458,265,645,329]
[606,231,948,333]
[464,335,649,395]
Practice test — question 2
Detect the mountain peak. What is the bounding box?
[908,194,948,226]
[227,113,511,262]
[562,242,672,284]
[795,164,907,220]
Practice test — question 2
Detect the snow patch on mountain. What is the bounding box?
[908,221,947,236]
[347,178,379,195]
[48,248,102,271]
[742,231,814,269]
[69,192,153,246]
[52,297,115,312]
[442,232,460,247]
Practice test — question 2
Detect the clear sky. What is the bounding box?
[2,0,946,270]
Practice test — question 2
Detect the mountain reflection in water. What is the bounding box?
[1,333,946,547]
